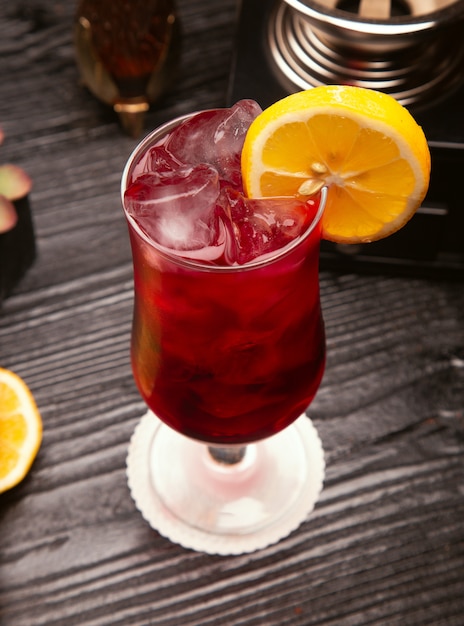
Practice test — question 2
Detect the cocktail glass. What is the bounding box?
[122,114,327,555]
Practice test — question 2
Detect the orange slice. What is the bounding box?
[241,86,431,243]
[0,367,42,492]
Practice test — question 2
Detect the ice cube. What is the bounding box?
[146,144,183,174]
[219,188,318,264]
[164,100,262,188]
[125,164,222,251]
[127,144,182,186]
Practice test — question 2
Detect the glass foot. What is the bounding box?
[126,410,325,555]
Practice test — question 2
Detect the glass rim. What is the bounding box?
[121,112,327,273]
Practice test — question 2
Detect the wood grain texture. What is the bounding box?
[1,1,464,625]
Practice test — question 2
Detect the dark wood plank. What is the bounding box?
[1,1,464,625]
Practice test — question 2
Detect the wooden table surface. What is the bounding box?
[1,1,463,624]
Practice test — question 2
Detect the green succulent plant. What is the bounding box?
[0,129,32,234]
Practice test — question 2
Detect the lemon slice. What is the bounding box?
[0,367,42,492]
[241,86,431,243]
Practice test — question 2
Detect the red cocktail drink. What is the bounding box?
[122,102,326,445]
[123,88,429,554]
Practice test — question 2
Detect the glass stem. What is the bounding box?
[207,445,247,465]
